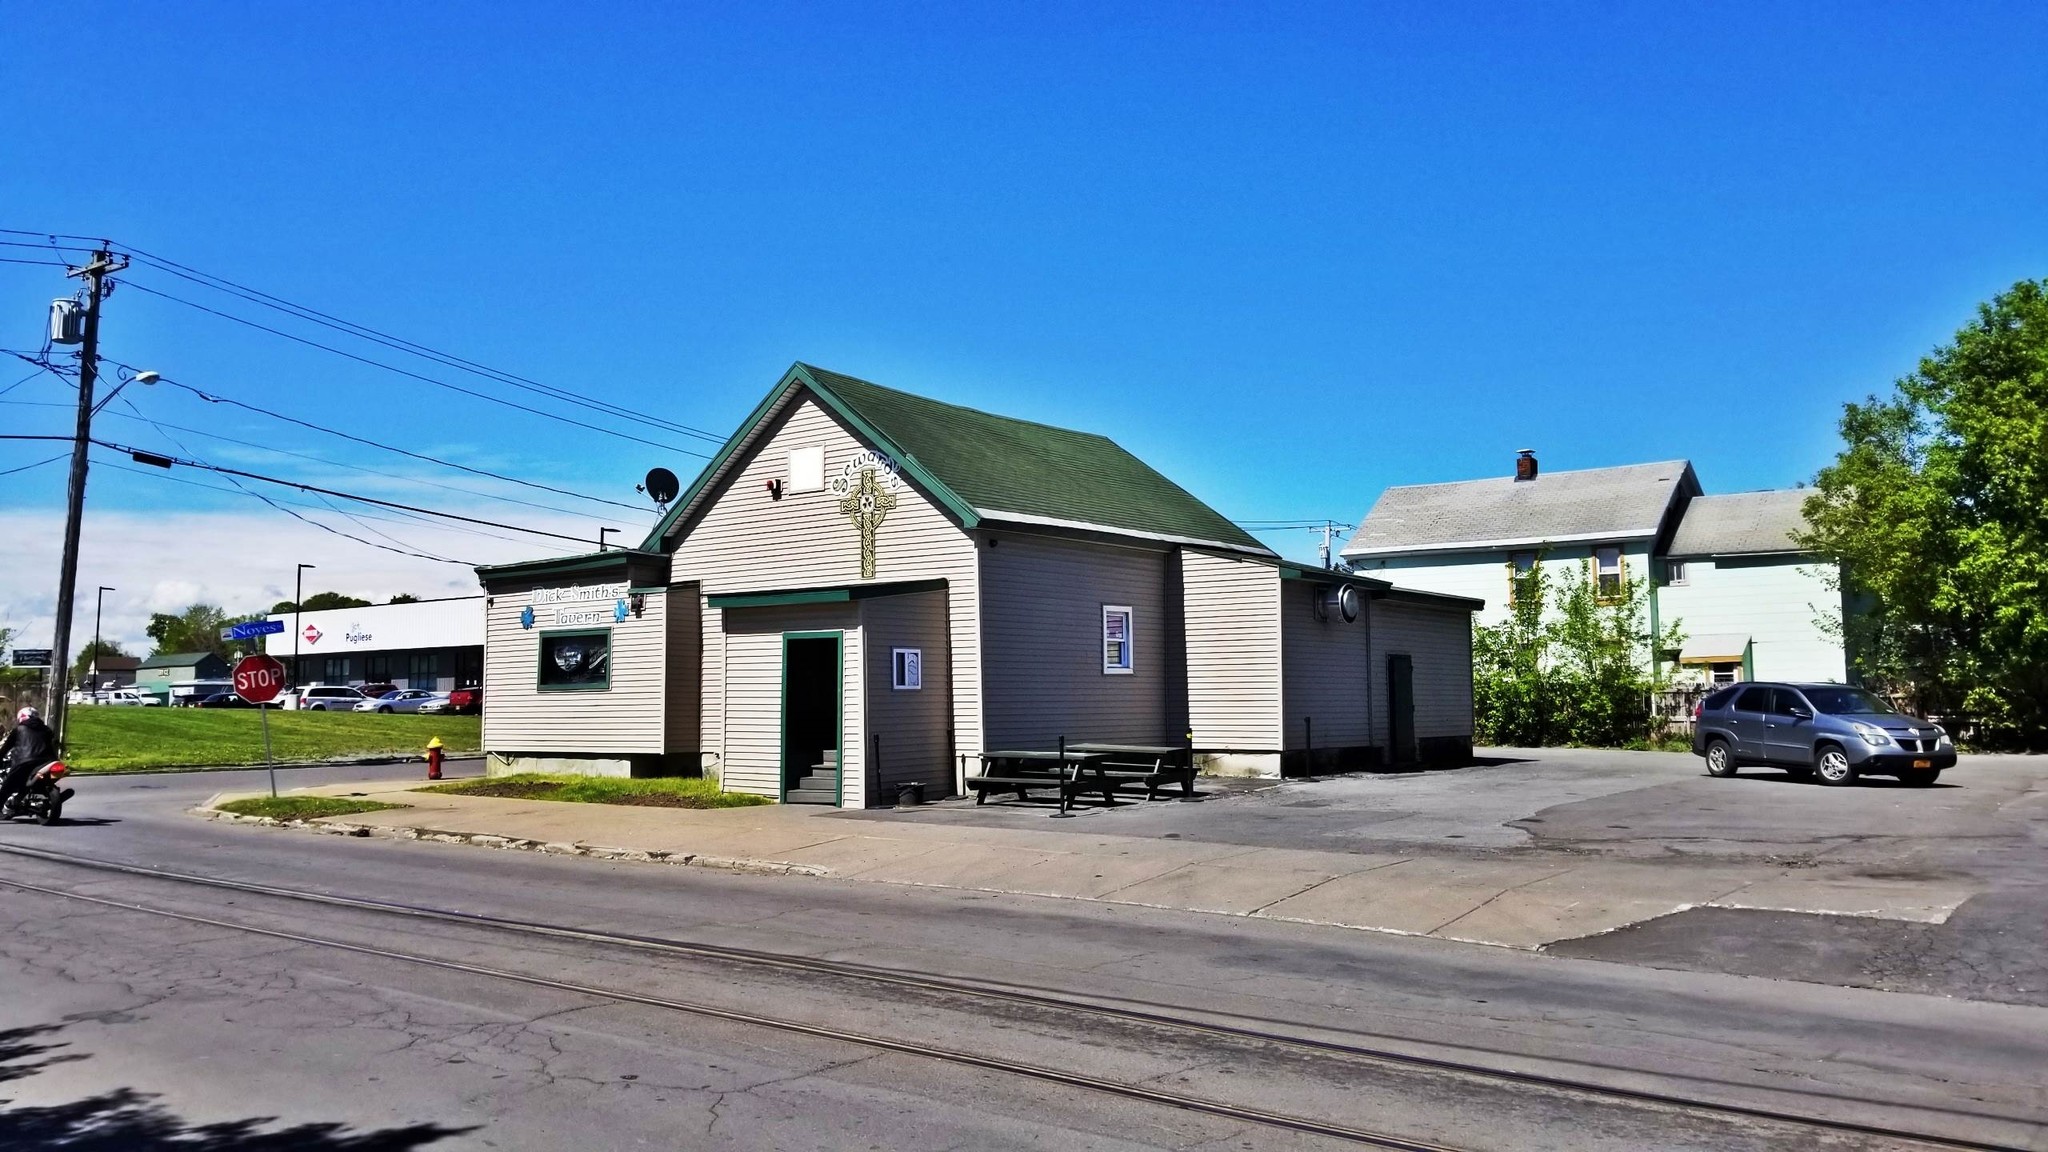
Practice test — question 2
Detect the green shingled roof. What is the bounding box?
[649,364,1268,553]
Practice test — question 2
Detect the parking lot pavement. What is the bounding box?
[858,748,2048,1004]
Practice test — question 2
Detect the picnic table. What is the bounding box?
[1067,743,1197,801]
[966,750,1114,814]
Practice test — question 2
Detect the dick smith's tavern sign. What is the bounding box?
[519,582,633,629]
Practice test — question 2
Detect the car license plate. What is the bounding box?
[1912,759,1931,769]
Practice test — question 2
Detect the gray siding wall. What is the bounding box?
[1280,580,1374,749]
[1182,550,1282,750]
[1369,599,1475,743]
[978,531,1180,748]
[717,603,864,803]
[483,581,667,755]
[861,589,954,801]
[663,584,700,755]
[670,395,982,777]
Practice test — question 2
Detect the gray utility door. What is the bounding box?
[1386,653,1415,764]
[1762,687,1814,764]
[1726,685,1772,759]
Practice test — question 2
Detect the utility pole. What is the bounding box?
[1318,521,1335,569]
[44,247,127,741]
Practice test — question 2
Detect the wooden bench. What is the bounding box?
[1067,743,1196,801]
[965,750,1114,814]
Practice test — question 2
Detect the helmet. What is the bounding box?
[15,706,37,724]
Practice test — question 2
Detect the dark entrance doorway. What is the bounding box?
[781,633,842,804]
[1387,653,1416,764]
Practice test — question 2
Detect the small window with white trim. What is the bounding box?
[1593,546,1624,601]
[891,647,922,690]
[1664,560,1688,586]
[1102,606,1133,674]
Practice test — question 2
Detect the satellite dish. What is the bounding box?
[642,467,680,506]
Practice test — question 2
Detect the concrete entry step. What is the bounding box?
[783,787,839,805]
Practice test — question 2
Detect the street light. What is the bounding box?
[91,585,114,697]
[294,563,316,688]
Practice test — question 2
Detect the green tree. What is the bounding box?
[387,593,419,604]
[144,604,264,661]
[71,639,130,686]
[272,591,373,613]
[1472,562,1682,747]
[0,626,41,700]
[1801,279,2048,745]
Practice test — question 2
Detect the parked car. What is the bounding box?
[354,689,447,714]
[295,684,369,712]
[422,686,481,715]
[196,692,251,708]
[356,682,399,700]
[1694,682,1957,786]
[99,688,162,707]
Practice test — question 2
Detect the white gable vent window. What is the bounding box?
[789,446,825,493]
[1102,606,1134,674]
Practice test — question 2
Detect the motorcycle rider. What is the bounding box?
[0,706,58,817]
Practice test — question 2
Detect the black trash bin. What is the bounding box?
[894,782,924,808]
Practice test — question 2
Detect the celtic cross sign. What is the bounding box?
[832,450,900,578]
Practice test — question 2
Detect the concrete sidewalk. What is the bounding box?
[204,781,1981,950]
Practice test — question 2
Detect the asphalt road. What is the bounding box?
[0,761,2043,1151]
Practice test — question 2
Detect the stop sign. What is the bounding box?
[233,653,288,705]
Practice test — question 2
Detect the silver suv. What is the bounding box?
[294,684,368,712]
[1693,682,1956,786]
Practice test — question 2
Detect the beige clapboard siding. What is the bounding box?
[1370,599,1475,742]
[1182,550,1283,750]
[671,395,982,765]
[1279,580,1373,748]
[482,582,667,755]
[978,532,1179,748]
[663,585,700,755]
[860,590,954,797]
[717,603,864,802]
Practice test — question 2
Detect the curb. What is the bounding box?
[195,806,828,877]
[83,754,483,778]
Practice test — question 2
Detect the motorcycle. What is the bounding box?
[1,761,75,825]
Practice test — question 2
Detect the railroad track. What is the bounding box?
[0,842,2025,1151]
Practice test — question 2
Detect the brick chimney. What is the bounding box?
[1515,449,1538,482]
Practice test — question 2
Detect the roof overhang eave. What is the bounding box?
[1341,527,1662,560]
[977,508,1277,558]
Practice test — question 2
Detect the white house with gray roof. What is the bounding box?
[1341,451,1848,685]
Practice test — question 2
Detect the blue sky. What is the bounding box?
[3,3,2044,646]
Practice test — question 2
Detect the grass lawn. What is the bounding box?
[216,795,408,821]
[61,708,481,773]
[424,773,770,809]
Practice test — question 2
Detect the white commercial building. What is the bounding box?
[262,595,485,691]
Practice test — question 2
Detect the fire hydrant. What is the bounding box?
[425,736,444,781]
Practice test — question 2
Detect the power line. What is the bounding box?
[114,395,472,567]
[93,358,657,516]
[119,246,728,445]
[3,394,645,522]
[119,280,713,459]
[95,454,545,550]
[0,452,67,478]
[89,436,600,545]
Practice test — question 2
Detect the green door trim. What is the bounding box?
[779,630,845,807]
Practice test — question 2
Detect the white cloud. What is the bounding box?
[0,506,613,656]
